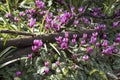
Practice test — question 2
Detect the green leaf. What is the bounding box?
[0,46,16,59]
[49,43,61,56]
[89,69,98,75]
[0,57,28,69]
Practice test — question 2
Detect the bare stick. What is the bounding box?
[0,29,96,50]
[0,30,36,36]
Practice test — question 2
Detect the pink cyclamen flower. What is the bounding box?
[74,20,79,26]
[65,32,69,38]
[81,40,86,45]
[16,71,22,77]
[5,13,11,18]
[78,6,84,13]
[87,47,93,53]
[60,42,68,49]
[33,39,43,47]
[32,46,39,52]
[55,61,60,66]
[45,61,49,67]
[44,68,49,74]
[71,6,75,12]
[102,40,108,47]
[83,34,88,39]
[96,42,100,47]
[28,54,32,59]
[36,0,45,9]
[73,34,77,39]
[29,18,36,28]
[55,36,62,44]
[113,48,119,54]
[27,14,32,19]
[90,36,97,44]
[113,21,119,28]
[14,17,19,22]
[63,38,69,43]
[83,55,89,61]
[45,24,50,29]
[19,12,24,17]
[72,39,76,44]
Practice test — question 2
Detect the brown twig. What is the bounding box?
[0,30,36,36]
[0,29,96,50]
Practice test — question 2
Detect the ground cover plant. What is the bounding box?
[0,0,120,80]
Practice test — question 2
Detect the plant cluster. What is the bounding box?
[0,0,120,80]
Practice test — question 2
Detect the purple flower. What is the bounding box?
[83,55,89,61]
[83,34,88,40]
[74,20,79,26]
[73,34,77,39]
[93,12,98,16]
[87,47,93,53]
[96,42,100,47]
[25,10,29,14]
[117,33,120,37]
[65,32,69,38]
[81,40,86,45]
[64,12,71,18]
[19,12,24,17]
[45,16,52,24]
[32,46,39,52]
[55,61,60,66]
[72,39,76,44]
[60,17,67,24]
[27,14,32,19]
[113,42,119,46]
[113,48,119,54]
[33,39,43,47]
[40,10,47,15]
[72,65,78,70]
[29,9,36,14]
[29,18,36,28]
[45,24,50,29]
[100,24,106,30]
[103,34,107,39]
[95,26,100,31]
[5,13,11,18]
[14,17,19,22]
[81,17,90,25]
[44,68,49,74]
[93,7,101,12]
[51,22,61,31]
[60,42,68,49]
[78,6,84,13]
[102,46,114,55]
[28,54,32,59]
[48,12,53,18]
[113,21,119,28]
[45,61,49,67]
[16,71,22,77]
[58,9,63,13]
[115,37,120,42]
[90,36,97,44]
[36,0,45,9]
[102,49,107,54]
[92,32,98,37]
[102,40,108,47]
[55,36,62,44]
[63,38,69,43]
[71,6,75,12]
[33,39,40,45]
